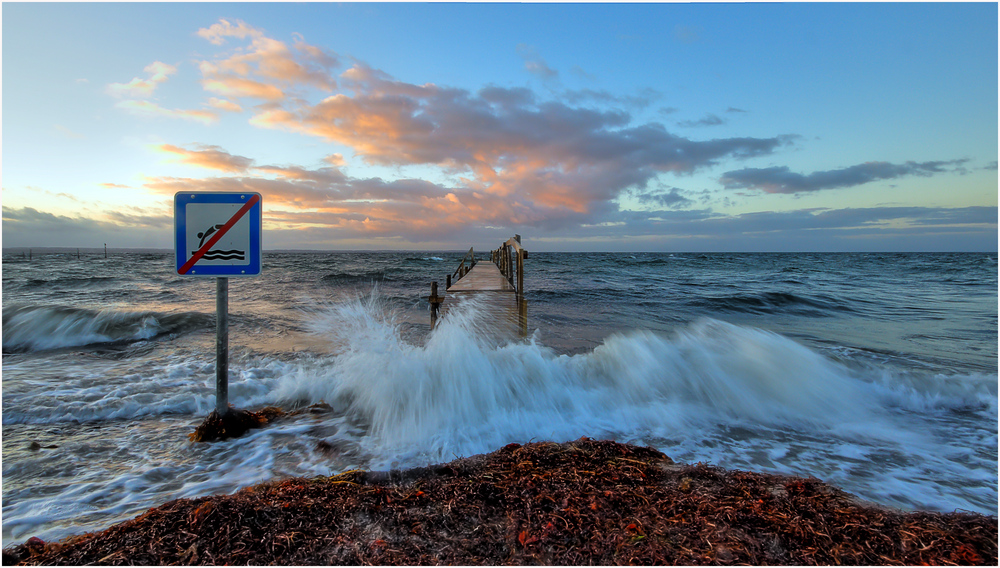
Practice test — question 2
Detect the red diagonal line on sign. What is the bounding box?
[178,193,260,275]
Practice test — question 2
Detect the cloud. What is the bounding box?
[2,206,173,248]
[3,205,163,234]
[704,206,996,235]
[570,65,597,81]
[247,68,793,224]
[678,114,725,128]
[22,185,80,201]
[115,100,218,124]
[86,19,994,251]
[516,44,558,81]
[630,187,694,209]
[523,205,997,252]
[138,166,524,241]
[563,87,661,110]
[478,85,535,108]
[196,19,264,45]
[195,19,339,102]
[673,25,701,44]
[721,160,970,194]
[206,98,243,113]
[107,61,177,98]
[54,124,85,139]
[139,144,619,241]
[153,144,254,172]
[3,206,100,228]
[131,114,787,242]
[200,75,285,100]
[107,22,793,233]
[103,207,173,229]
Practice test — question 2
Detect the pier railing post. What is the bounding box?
[507,245,514,288]
[216,277,229,416]
[517,249,524,298]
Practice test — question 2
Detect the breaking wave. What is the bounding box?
[271,296,997,470]
[1,305,213,353]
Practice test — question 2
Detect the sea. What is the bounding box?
[2,249,997,547]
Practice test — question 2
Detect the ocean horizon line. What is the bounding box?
[3,247,998,255]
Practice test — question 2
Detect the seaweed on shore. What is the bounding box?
[4,438,996,565]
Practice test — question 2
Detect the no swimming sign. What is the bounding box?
[174,192,262,276]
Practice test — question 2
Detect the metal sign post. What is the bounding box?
[175,192,262,417]
[216,277,229,415]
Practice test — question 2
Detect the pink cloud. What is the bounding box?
[195,19,339,103]
[115,100,218,124]
[206,97,243,113]
[185,24,774,224]
[247,70,788,221]
[200,74,285,101]
[136,158,545,241]
[153,144,254,172]
[113,21,797,243]
[196,19,263,46]
[107,61,177,98]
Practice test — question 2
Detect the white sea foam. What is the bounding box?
[1,356,291,425]
[271,297,998,480]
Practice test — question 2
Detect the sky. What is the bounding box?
[2,2,997,252]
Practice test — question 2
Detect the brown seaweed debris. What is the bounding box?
[188,406,285,442]
[5,438,996,565]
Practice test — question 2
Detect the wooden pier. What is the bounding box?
[429,236,528,337]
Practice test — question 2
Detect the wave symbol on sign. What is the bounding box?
[198,250,246,261]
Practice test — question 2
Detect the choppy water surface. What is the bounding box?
[2,250,996,546]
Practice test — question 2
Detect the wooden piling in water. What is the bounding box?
[428,281,445,328]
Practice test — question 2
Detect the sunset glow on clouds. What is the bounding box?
[106,61,178,98]
[2,3,996,251]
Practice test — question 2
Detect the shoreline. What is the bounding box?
[4,438,996,565]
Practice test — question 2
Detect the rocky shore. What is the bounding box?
[4,438,996,565]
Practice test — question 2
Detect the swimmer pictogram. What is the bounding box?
[194,224,246,260]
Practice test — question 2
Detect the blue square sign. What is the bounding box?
[174,192,262,276]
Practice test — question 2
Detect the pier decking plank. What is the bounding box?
[446,261,514,292]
